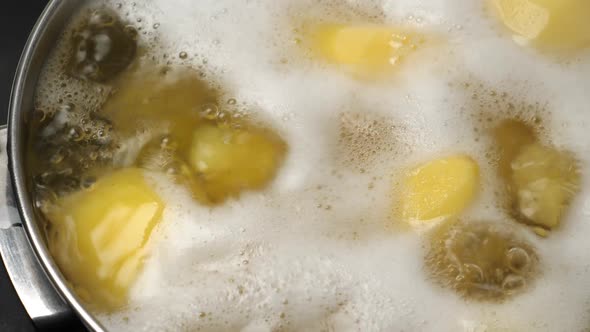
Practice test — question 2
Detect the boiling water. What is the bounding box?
[31,0,590,331]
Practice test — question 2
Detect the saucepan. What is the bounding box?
[1,1,106,331]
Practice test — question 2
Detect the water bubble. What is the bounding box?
[34,189,57,214]
[89,151,98,161]
[81,176,97,189]
[50,149,65,164]
[61,103,75,113]
[61,176,81,191]
[33,109,48,123]
[68,126,85,142]
[227,98,237,105]
[56,168,73,177]
[463,263,484,283]
[506,247,530,273]
[502,274,525,292]
[425,221,539,301]
[160,136,171,148]
[90,11,115,26]
[153,23,160,29]
[34,172,53,188]
[179,51,188,59]
[94,129,112,145]
[125,25,138,39]
[166,167,178,176]
[199,103,220,120]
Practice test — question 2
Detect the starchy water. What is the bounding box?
[30,0,590,331]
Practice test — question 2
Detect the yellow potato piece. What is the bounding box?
[401,155,480,224]
[190,123,286,203]
[492,119,537,181]
[307,23,422,76]
[136,136,211,204]
[511,143,580,229]
[46,168,164,311]
[491,0,590,51]
[101,67,216,148]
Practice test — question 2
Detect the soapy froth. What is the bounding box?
[32,0,590,331]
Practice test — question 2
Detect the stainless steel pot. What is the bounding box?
[1,1,106,331]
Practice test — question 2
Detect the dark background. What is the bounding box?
[0,2,48,123]
[1,1,50,331]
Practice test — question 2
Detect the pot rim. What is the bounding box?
[8,1,105,331]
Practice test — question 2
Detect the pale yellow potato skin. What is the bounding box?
[306,23,423,77]
[491,0,590,51]
[190,123,286,203]
[46,168,164,311]
[511,143,580,229]
[399,155,480,225]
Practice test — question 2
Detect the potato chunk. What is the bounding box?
[101,67,217,141]
[492,119,537,180]
[46,168,164,311]
[136,135,210,204]
[511,143,580,229]
[491,120,581,232]
[490,0,590,51]
[400,155,480,224]
[190,124,286,202]
[306,23,423,76]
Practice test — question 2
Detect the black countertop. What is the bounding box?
[1,2,49,332]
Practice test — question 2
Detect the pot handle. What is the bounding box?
[0,126,81,330]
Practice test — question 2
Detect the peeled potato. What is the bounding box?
[511,143,580,229]
[136,135,210,204]
[306,23,423,76]
[101,67,216,143]
[493,119,537,180]
[400,155,480,224]
[189,123,286,203]
[46,168,164,311]
[490,0,590,51]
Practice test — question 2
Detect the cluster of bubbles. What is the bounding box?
[197,100,247,127]
[337,111,407,172]
[69,9,137,82]
[464,81,549,140]
[289,0,387,25]
[29,7,140,217]
[30,102,118,211]
[425,221,539,301]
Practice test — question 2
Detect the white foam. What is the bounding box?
[35,0,590,331]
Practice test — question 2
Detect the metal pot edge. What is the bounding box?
[8,1,107,331]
